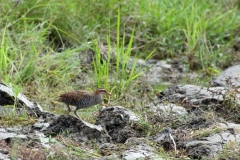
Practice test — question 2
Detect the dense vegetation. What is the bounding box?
[0,0,240,114]
[0,2,239,78]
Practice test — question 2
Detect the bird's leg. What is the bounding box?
[66,105,71,114]
[74,109,81,120]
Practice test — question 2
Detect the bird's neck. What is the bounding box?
[94,90,102,97]
[94,90,99,95]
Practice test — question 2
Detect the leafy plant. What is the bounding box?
[1,108,36,127]
[93,8,155,99]
[217,141,240,160]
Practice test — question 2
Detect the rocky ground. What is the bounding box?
[1,63,240,160]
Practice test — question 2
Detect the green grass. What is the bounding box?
[0,0,238,124]
[217,141,240,160]
[8,136,99,160]
[0,0,239,82]
[93,8,154,99]
[192,126,224,139]
[1,108,37,127]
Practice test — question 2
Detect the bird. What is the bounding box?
[57,88,111,119]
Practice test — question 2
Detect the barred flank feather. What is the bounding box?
[57,89,110,119]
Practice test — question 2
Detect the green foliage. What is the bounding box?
[0,0,239,85]
[0,2,85,85]
[93,9,151,98]
[93,41,110,90]
[193,126,224,139]
[46,137,101,160]
[202,67,221,76]
[217,141,240,160]
[0,0,239,117]
[134,0,240,69]
[1,108,36,127]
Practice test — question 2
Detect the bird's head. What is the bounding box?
[94,88,111,96]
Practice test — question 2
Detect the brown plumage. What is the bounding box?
[57,88,111,119]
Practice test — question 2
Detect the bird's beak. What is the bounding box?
[106,92,111,96]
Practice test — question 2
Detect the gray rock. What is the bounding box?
[95,106,144,143]
[152,127,173,142]
[185,123,240,159]
[98,143,121,159]
[142,60,184,84]
[6,126,22,132]
[128,58,147,69]
[0,152,10,160]
[0,131,17,140]
[34,131,51,148]
[219,122,240,130]
[151,127,176,151]
[122,149,162,160]
[0,127,27,141]
[94,153,121,160]
[33,122,50,131]
[160,84,227,106]
[212,65,240,87]
[149,103,187,116]
[44,115,111,143]
[0,83,43,117]
[122,137,163,160]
